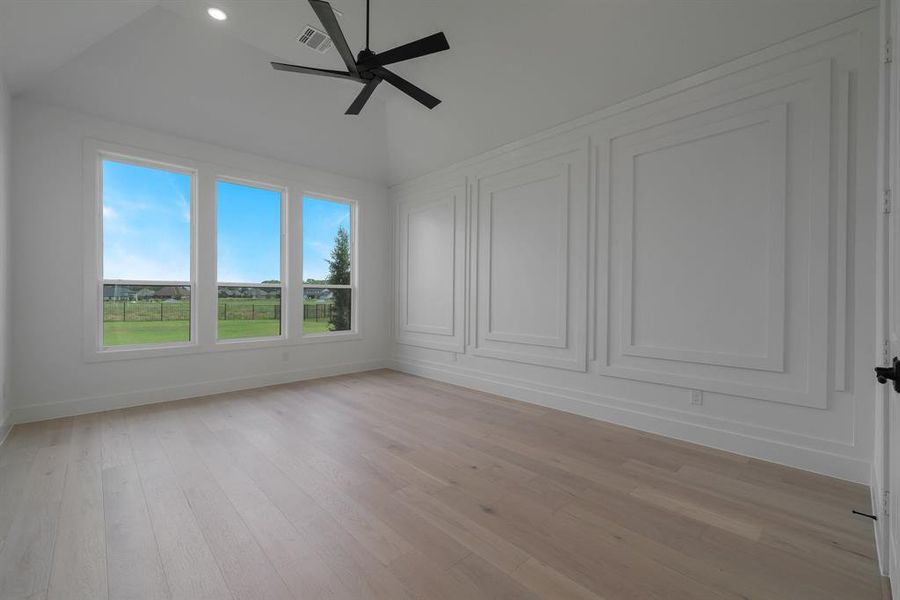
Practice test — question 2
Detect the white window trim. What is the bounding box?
[85,147,200,360]
[300,192,359,341]
[82,139,363,363]
[214,176,287,345]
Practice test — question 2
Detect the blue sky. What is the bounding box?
[102,160,191,281]
[217,180,280,283]
[303,196,350,282]
[102,159,351,283]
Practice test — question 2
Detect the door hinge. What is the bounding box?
[884,491,890,517]
[884,189,892,215]
[883,339,891,366]
[886,37,894,64]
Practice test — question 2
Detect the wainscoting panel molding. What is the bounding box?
[391,12,876,483]
[470,137,590,371]
[598,59,832,409]
[395,181,466,353]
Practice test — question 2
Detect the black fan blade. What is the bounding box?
[358,32,449,69]
[271,62,358,80]
[309,0,359,75]
[374,68,441,109]
[346,78,382,114]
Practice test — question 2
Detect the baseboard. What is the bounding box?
[892,532,900,600]
[0,407,11,448]
[10,359,388,424]
[390,357,871,485]
[873,463,890,576]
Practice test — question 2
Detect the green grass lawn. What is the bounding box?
[302,320,333,335]
[218,319,282,340]
[103,318,336,346]
[103,320,190,346]
[103,298,341,345]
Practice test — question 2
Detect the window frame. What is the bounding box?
[214,175,288,345]
[89,148,200,358]
[300,192,359,340]
[83,139,363,363]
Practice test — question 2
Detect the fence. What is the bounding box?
[219,303,281,321]
[103,301,334,323]
[103,301,192,322]
[304,303,334,323]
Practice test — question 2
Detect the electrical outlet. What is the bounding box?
[449,352,458,362]
[281,351,290,362]
[690,390,703,406]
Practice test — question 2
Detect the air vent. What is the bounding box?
[298,25,333,54]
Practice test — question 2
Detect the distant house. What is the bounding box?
[155,286,190,300]
[103,286,130,301]
[304,288,334,301]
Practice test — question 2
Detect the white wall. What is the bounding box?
[8,100,391,423]
[381,0,877,184]
[391,11,880,484]
[19,6,390,184]
[0,64,10,441]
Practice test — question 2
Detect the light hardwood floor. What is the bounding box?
[0,369,887,599]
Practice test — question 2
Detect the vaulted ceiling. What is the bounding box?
[0,1,158,94]
[0,0,877,184]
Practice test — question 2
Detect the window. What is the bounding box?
[100,158,194,347]
[302,196,353,335]
[89,142,362,358]
[216,180,284,340]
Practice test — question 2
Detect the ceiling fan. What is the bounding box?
[271,0,449,114]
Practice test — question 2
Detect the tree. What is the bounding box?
[327,226,351,331]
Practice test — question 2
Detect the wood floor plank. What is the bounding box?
[208,426,393,599]
[47,415,107,600]
[620,457,877,566]
[152,406,293,600]
[211,419,416,600]
[0,370,885,599]
[449,552,549,600]
[568,478,878,599]
[101,411,135,470]
[303,513,416,600]
[102,461,171,600]
[136,455,233,600]
[232,421,415,566]
[0,460,33,555]
[510,556,602,600]
[392,485,531,574]
[0,418,72,468]
[185,409,358,599]
[0,444,69,600]
[630,485,764,541]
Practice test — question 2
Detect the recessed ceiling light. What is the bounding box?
[207,7,228,21]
